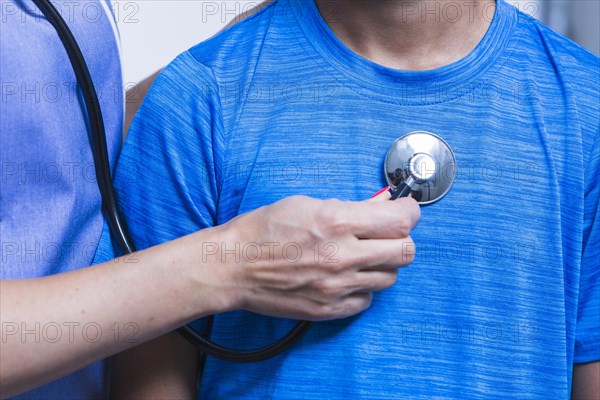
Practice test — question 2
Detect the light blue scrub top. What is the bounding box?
[1,1,122,398]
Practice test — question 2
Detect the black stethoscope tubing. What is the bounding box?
[30,0,312,363]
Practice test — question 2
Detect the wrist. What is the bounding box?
[182,225,245,316]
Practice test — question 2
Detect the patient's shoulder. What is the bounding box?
[187,0,277,72]
[223,1,274,30]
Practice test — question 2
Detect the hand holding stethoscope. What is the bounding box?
[193,131,458,362]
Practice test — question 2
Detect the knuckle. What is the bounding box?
[328,261,347,275]
[326,294,374,319]
[317,200,352,235]
[314,205,336,230]
[410,198,422,220]
[394,216,411,238]
[312,304,330,320]
[287,195,309,205]
[396,197,421,222]
[327,249,351,272]
[400,237,417,265]
[359,293,374,311]
[341,304,360,318]
[305,305,325,321]
[345,249,372,270]
[383,270,399,288]
[319,303,341,320]
[279,195,312,217]
[314,279,341,300]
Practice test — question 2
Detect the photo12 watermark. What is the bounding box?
[1,321,140,344]
[1,1,140,25]
[200,241,340,264]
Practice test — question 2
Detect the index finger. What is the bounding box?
[339,197,421,240]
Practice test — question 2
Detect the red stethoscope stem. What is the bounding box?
[371,186,392,198]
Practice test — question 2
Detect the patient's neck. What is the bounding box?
[314,0,496,71]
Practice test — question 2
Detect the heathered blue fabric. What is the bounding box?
[94,0,599,398]
[1,1,122,398]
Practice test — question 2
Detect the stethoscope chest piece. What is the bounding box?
[385,131,457,205]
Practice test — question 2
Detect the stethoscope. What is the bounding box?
[32,0,457,363]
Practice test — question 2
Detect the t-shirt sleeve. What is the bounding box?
[99,51,225,258]
[574,129,600,363]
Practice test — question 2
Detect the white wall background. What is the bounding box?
[507,0,600,55]
[113,1,600,85]
[113,1,263,84]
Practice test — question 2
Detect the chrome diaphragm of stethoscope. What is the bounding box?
[385,131,457,204]
[33,0,458,365]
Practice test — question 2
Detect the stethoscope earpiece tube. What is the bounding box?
[30,0,135,255]
[32,0,310,363]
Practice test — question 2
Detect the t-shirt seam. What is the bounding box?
[575,130,599,361]
[534,18,600,194]
[186,5,276,212]
[216,10,276,207]
[584,128,600,194]
[182,51,227,207]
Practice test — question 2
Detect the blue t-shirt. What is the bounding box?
[95,0,599,398]
[1,1,122,398]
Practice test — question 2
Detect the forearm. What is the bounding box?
[0,226,234,398]
[1,196,421,398]
[572,362,600,400]
[110,333,199,400]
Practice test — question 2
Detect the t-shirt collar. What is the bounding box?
[285,0,517,105]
